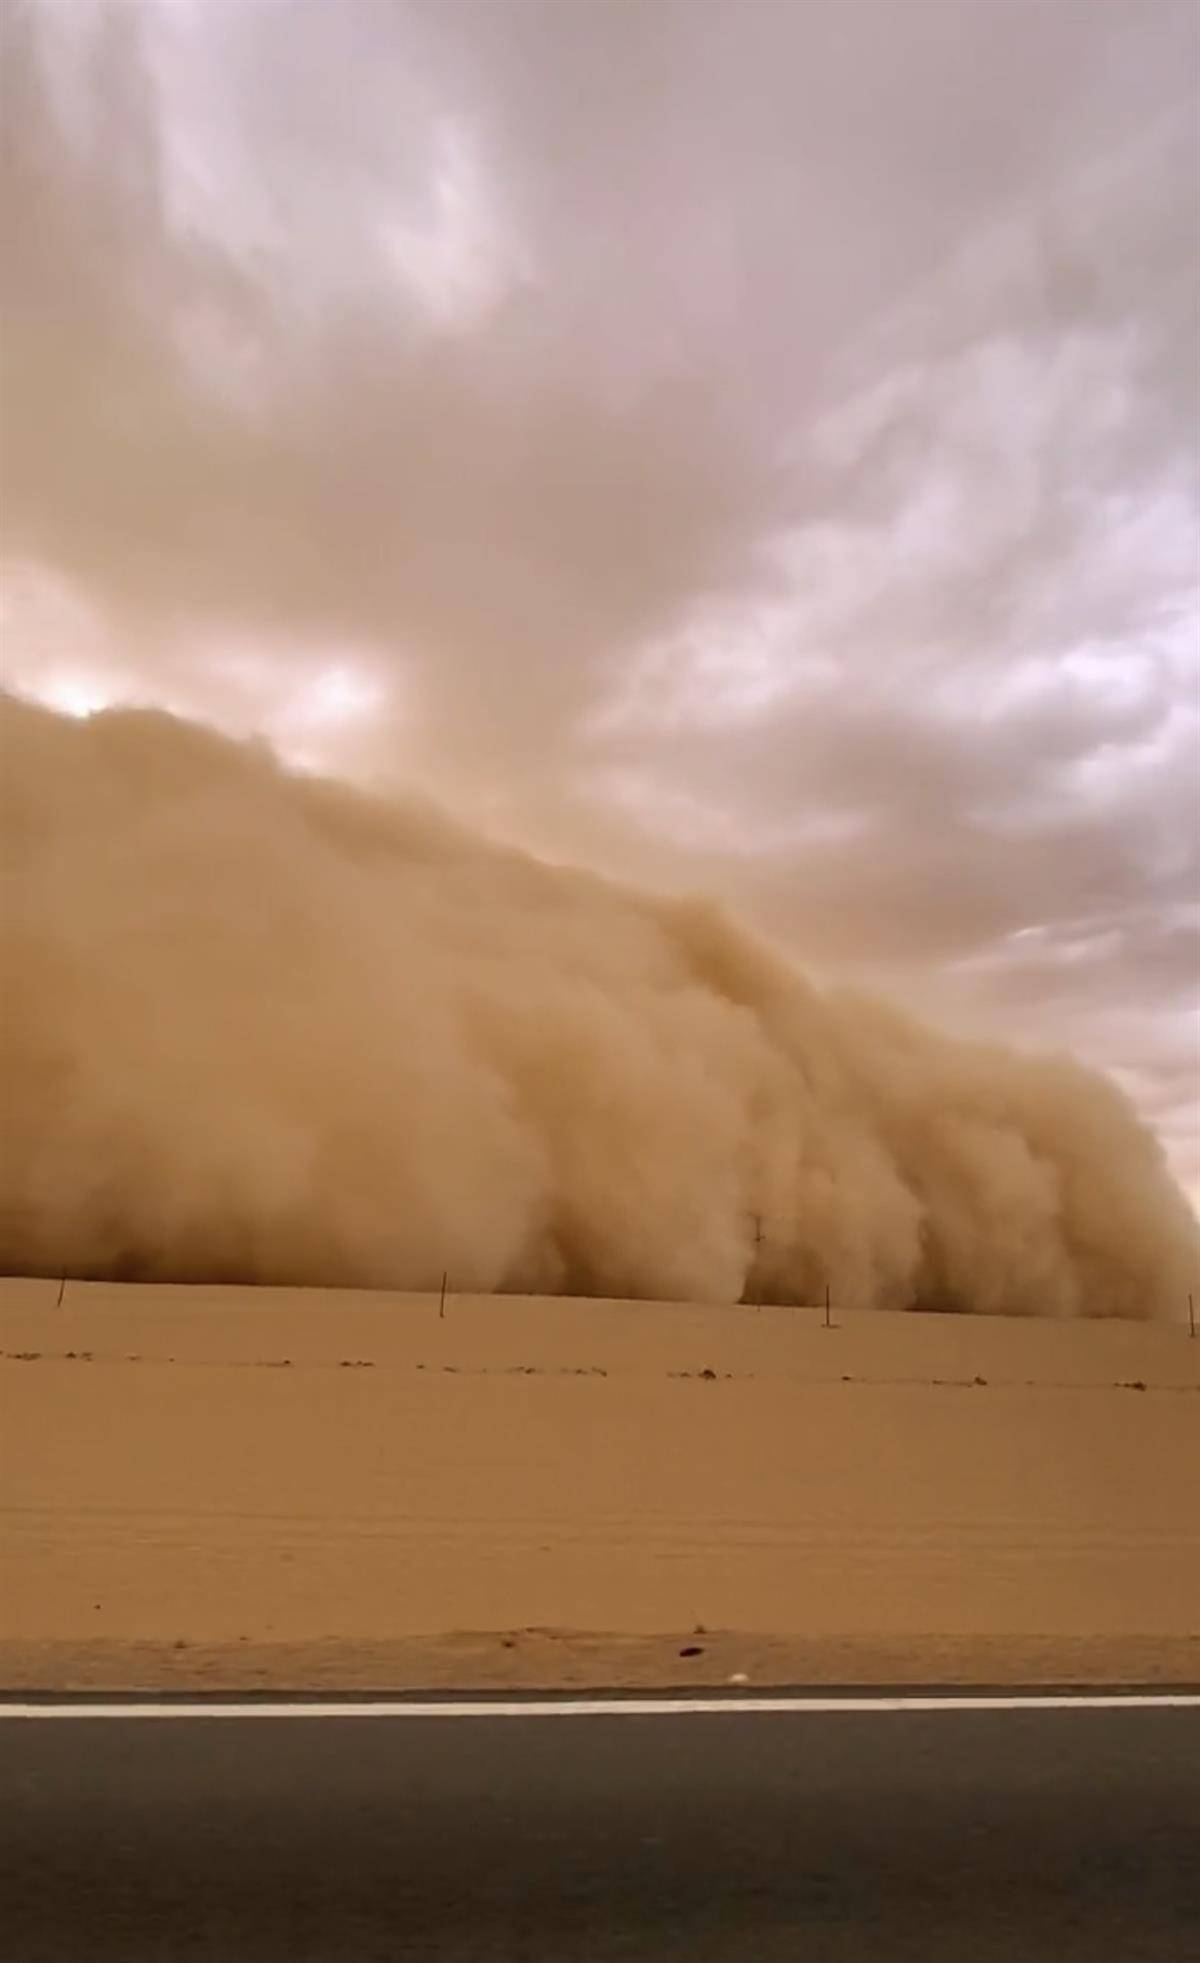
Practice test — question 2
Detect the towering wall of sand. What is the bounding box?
[2,692,1195,1316]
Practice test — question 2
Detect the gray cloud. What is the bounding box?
[2,0,1197,1198]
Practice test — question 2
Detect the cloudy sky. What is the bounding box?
[2,0,1198,1197]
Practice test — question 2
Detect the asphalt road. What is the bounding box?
[3,1697,1197,1961]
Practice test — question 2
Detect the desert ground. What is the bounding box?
[2,1278,1197,1689]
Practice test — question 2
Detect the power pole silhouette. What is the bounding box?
[749,1214,765,1309]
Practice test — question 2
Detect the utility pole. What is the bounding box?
[749,1214,765,1309]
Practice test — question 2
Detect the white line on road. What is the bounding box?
[3,1694,1198,1719]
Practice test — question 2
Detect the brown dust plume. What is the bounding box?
[2,694,1195,1318]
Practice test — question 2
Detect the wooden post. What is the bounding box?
[1190,1293,1196,1340]
[439,1271,448,1320]
[56,1274,66,1307]
[824,1283,831,1329]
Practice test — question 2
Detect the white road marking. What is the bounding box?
[2,1694,1198,1719]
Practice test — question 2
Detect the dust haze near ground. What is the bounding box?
[2,695,1195,1320]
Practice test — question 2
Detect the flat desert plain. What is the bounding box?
[2,1279,1197,1689]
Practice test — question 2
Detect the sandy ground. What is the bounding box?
[2,1279,1198,1688]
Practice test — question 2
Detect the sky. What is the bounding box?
[2,0,1198,1200]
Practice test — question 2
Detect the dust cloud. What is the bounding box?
[2,694,1195,1318]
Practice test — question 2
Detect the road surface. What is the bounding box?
[3,1693,1197,1960]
